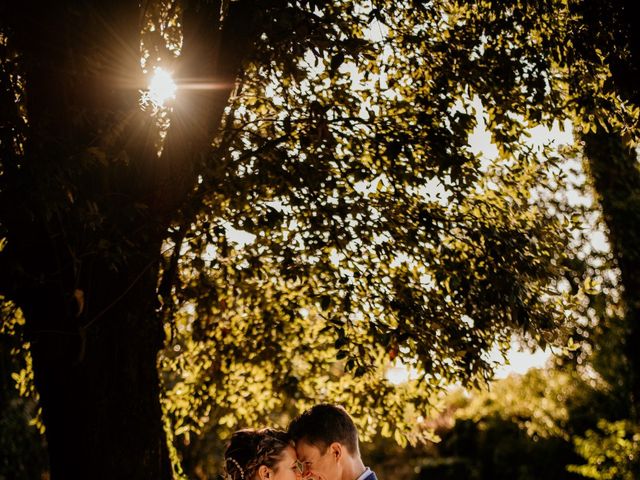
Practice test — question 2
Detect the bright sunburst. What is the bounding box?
[147,67,176,107]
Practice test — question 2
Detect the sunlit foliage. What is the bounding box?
[457,369,588,441]
[569,420,640,480]
[154,0,581,464]
[412,368,609,480]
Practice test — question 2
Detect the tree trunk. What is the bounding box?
[4,2,172,478]
[2,0,264,477]
[584,130,640,420]
[20,251,171,479]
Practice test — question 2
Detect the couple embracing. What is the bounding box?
[224,404,378,480]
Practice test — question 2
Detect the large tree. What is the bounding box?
[0,1,266,477]
[0,1,593,478]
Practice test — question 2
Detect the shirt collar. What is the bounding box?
[354,467,371,480]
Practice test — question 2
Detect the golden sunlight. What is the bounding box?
[148,67,176,107]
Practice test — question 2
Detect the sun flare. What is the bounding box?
[148,67,176,107]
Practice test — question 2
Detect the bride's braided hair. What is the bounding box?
[224,428,291,480]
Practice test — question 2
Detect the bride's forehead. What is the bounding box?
[280,445,298,460]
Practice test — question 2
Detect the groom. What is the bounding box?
[288,404,378,480]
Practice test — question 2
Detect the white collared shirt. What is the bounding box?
[354,467,371,480]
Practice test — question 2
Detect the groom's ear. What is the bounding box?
[258,465,271,480]
[329,442,343,463]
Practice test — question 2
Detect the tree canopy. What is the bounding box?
[155,0,580,452]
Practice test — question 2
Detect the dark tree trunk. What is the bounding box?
[1,0,263,477]
[20,252,171,478]
[4,2,172,478]
[584,130,640,420]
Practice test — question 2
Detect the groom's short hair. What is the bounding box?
[288,403,359,455]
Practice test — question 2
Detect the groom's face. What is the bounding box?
[295,440,339,480]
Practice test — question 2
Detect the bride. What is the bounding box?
[224,428,305,480]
